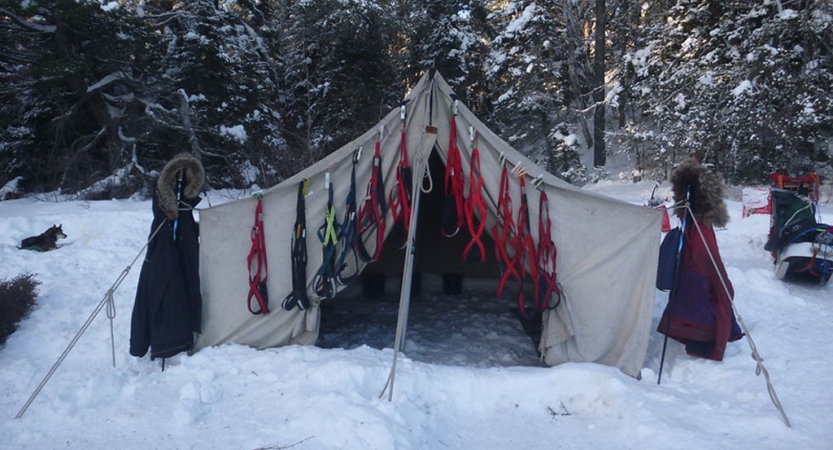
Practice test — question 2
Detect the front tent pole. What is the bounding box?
[381,145,429,402]
[381,73,439,402]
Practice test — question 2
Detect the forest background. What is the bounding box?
[1,0,831,198]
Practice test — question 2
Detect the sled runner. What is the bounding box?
[765,173,833,285]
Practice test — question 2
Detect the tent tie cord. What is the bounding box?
[282,180,310,311]
[442,98,465,238]
[246,196,270,315]
[335,151,361,286]
[463,144,487,264]
[16,218,169,419]
[314,174,340,300]
[682,203,792,428]
[357,139,387,262]
[388,105,413,250]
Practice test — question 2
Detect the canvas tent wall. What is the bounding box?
[196,70,663,377]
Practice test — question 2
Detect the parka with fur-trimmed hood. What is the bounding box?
[130,153,204,360]
[658,159,742,361]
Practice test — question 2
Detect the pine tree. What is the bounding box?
[274,0,401,170]
[0,1,156,193]
[485,1,586,182]
[620,0,833,183]
[140,0,287,187]
[401,0,491,114]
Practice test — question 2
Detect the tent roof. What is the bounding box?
[196,70,663,378]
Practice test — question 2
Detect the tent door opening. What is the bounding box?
[316,149,543,367]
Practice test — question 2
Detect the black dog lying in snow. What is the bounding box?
[20,224,67,251]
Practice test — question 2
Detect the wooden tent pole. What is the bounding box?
[381,73,438,401]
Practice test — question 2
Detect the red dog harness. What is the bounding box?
[247,196,269,314]
[442,98,465,237]
[388,104,413,249]
[357,139,387,262]
[513,175,540,319]
[493,165,520,296]
[536,190,561,311]
[463,131,486,263]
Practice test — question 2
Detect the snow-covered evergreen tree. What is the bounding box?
[0,0,155,193]
[140,0,287,187]
[621,0,833,183]
[274,0,401,169]
[400,0,491,115]
[485,1,585,182]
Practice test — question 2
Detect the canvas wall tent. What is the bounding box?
[196,70,664,378]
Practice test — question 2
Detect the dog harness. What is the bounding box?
[335,150,361,286]
[388,103,413,249]
[357,138,387,262]
[282,180,311,311]
[246,195,269,315]
[314,174,340,300]
[493,164,520,296]
[442,97,465,238]
[463,130,486,263]
[512,174,540,319]
[536,190,561,311]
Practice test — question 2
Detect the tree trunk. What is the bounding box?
[177,89,202,160]
[618,0,630,129]
[593,0,607,168]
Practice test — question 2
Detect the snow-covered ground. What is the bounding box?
[0,181,830,450]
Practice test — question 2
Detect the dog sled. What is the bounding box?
[764,173,833,285]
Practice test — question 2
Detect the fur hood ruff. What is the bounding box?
[671,159,730,228]
[157,153,205,220]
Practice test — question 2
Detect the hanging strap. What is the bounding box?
[357,139,387,262]
[314,174,340,299]
[442,98,465,237]
[336,150,361,285]
[463,132,486,263]
[388,103,413,249]
[282,180,310,311]
[247,196,269,315]
[536,191,561,311]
